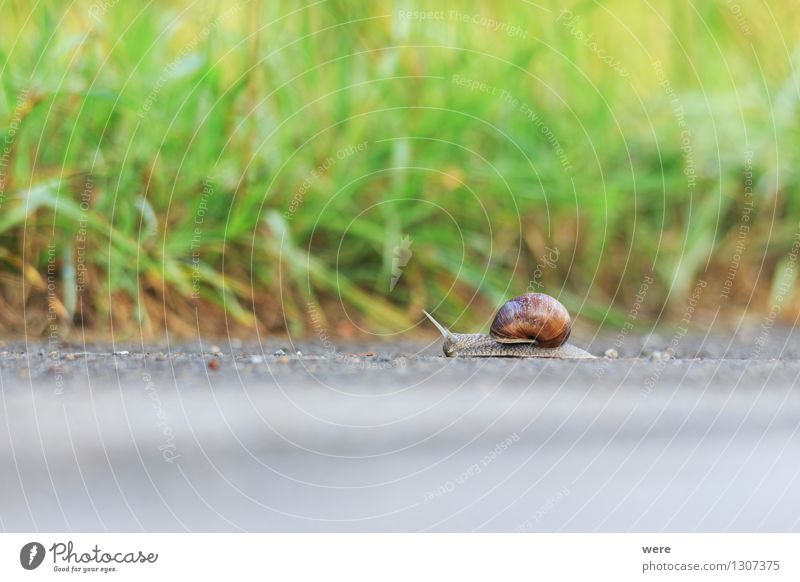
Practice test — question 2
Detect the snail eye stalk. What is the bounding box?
[422,310,455,341]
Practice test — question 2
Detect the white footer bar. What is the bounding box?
[2,533,796,581]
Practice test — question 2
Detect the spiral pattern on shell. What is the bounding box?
[489,293,571,348]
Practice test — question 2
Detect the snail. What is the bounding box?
[423,293,595,359]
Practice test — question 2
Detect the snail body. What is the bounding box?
[424,293,595,359]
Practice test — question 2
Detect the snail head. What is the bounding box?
[422,310,459,357]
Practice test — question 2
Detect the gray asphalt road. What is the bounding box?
[1,330,799,532]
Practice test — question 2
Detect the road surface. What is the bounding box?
[1,329,799,532]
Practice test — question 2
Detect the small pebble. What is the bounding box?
[208,359,220,370]
[272,348,286,356]
[114,350,130,356]
[604,348,619,359]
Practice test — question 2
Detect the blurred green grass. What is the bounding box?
[0,0,798,339]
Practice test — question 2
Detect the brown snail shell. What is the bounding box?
[489,293,571,348]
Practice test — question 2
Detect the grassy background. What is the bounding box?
[1,0,799,340]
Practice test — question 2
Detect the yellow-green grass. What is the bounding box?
[1,0,798,339]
